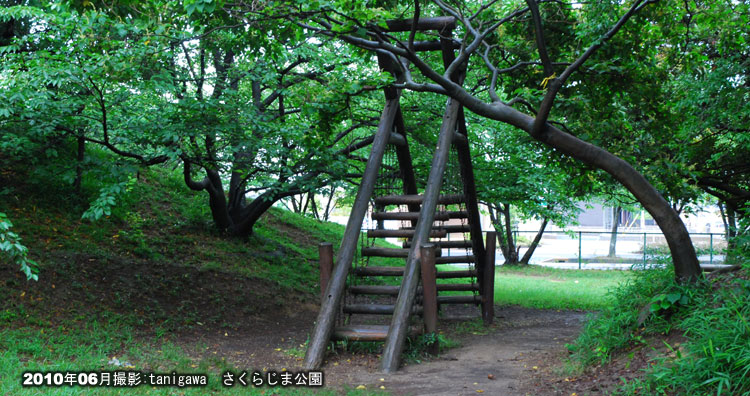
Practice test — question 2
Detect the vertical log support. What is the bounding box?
[453,116,487,295]
[440,27,487,295]
[381,98,461,373]
[318,243,333,301]
[420,244,439,355]
[482,232,496,325]
[393,107,421,217]
[304,95,401,370]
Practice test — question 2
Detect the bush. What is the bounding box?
[569,255,750,396]
[0,212,38,280]
[567,259,679,369]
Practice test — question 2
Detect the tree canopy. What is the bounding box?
[2,0,748,281]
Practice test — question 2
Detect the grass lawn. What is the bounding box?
[493,265,633,310]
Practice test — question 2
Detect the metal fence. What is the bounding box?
[478,230,727,270]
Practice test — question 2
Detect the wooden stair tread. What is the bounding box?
[436,269,477,279]
[403,240,473,249]
[437,295,481,305]
[400,225,471,233]
[331,325,423,342]
[435,255,475,264]
[372,211,450,221]
[367,229,448,238]
[436,283,479,292]
[343,304,422,315]
[332,325,390,341]
[374,194,465,206]
[349,284,478,294]
[349,285,402,295]
[354,266,404,276]
[361,247,442,258]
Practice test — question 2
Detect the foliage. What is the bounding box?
[567,260,683,368]
[0,212,38,280]
[81,178,135,221]
[570,254,750,395]
[632,277,750,396]
[0,1,387,237]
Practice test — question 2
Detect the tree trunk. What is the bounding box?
[496,204,519,264]
[322,188,335,221]
[608,206,621,258]
[719,201,729,240]
[520,217,548,264]
[488,204,509,262]
[309,192,320,220]
[301,193,310,216]
[725,203,738,262]
[444,84,702,281]
[290,195,300,213]
[73,136,85,194]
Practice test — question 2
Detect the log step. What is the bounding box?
[348,285,402,295]
[437,283,479,292]
[348,284,478,294]
[437,295,482,305]
[343,304,422,315]
[354,266,404,277]
[374,194,465,206]
[372,211,450,221]
[400,225,471,233]
[367,229,448,238]
[361,247,442,258]
[437,269,477,279]
[436,255,476,264]
[331,325,423,342]
[403,240,473,249]
[332,325,389,341]
[446,210,470,219]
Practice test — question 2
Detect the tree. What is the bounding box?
[472,121,584,265]
[0,2,385,237]
[661,1,750,252]
[293,0,702,280]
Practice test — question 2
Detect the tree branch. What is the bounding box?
[531,0,653,136]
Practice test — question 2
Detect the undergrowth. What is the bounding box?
[568,256,750,396]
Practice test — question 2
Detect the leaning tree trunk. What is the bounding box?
[520,217,549,265]
[489,204,518,264]
[453,97,702,280]
[501,204,519,264]
[608,206,621,258]
[532,124,701,281]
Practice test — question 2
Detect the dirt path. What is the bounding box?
[175,305,587,395]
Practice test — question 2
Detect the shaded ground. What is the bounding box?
[4,248,610,395]
[517,331,686,396]
[173,303,588,395]
[3,252,596,395]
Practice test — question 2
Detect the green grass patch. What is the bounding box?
[493,265,632,310]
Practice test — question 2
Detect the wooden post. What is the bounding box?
[319,243,333,301]
[303,95,401,370]
[439,35,487,295]
[482,232,496,325]
[381,98,461,373]
[420,244,439,355]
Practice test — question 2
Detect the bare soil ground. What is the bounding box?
[172,303,588,396]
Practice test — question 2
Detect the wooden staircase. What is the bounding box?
[333,193,485,342]
[304,16,496,373]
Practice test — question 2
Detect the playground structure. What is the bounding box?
[303,17,496,373]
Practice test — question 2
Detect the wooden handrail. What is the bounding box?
[303,94,401,369]
[381,97,462,373]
